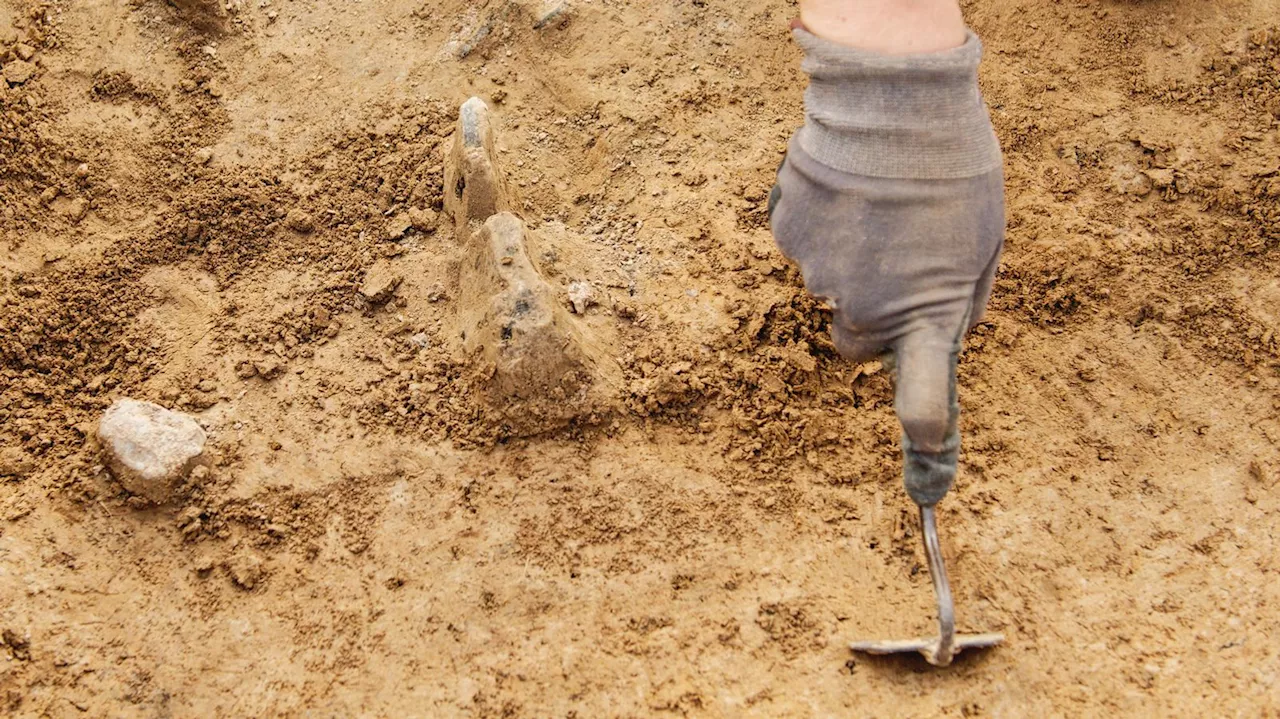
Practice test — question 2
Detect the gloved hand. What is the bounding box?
[769,27,1005,508]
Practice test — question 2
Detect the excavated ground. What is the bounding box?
[2,0,1280,715]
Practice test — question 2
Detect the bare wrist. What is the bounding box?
[798,0,966,55]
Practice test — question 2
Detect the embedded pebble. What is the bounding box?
[65,198,88,222]
[408,207,438,232]
[568,281,595,314]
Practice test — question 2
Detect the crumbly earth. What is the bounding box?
[2,0,1280,716]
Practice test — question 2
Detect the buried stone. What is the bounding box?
[456,212,592,401]
[443,98,617,426]
[443,97,513,240]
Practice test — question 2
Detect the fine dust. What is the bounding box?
[3,0,1280,716]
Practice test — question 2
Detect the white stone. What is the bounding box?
[567,281,595,314]
[97,399,207,503]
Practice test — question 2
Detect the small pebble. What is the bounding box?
[408,207,437,232]
[227,552,265,590]
[567,281,595,314]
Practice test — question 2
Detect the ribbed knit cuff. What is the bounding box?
[795,28,1002,180]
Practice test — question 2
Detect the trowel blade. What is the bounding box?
[850,633,1004,664]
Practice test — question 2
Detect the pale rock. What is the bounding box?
[227,552,266,590]
[567,281,595,314]
[534,0,572,29]
[65,197,88,223]
[97,399,206,503]
[1144,168,1175,189]
[254,357,284,379]
[408,207,437,232]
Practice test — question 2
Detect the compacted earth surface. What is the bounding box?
[3,0,1280,715]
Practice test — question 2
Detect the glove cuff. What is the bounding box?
[794,28,1002,180]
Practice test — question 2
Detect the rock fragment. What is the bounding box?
[360,260,402,304]
[443,98,512,239]
[533,1,572,29]
[455,23,492,59]
[567,281,595,314]
[1145,168,1175,190]
[3,60,35,85]
[97,399,207,504]
[1110,165,1151,197]
[64,198,88,223]
[254,357,284,379]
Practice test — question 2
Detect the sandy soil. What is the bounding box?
[3,0,1280,715]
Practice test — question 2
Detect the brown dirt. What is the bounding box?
[3,0,1280,715]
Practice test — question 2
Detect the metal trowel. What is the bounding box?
[850,505,1003,667]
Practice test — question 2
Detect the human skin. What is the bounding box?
[797,0,967,54]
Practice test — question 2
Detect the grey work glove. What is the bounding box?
[769,28,1005,507]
